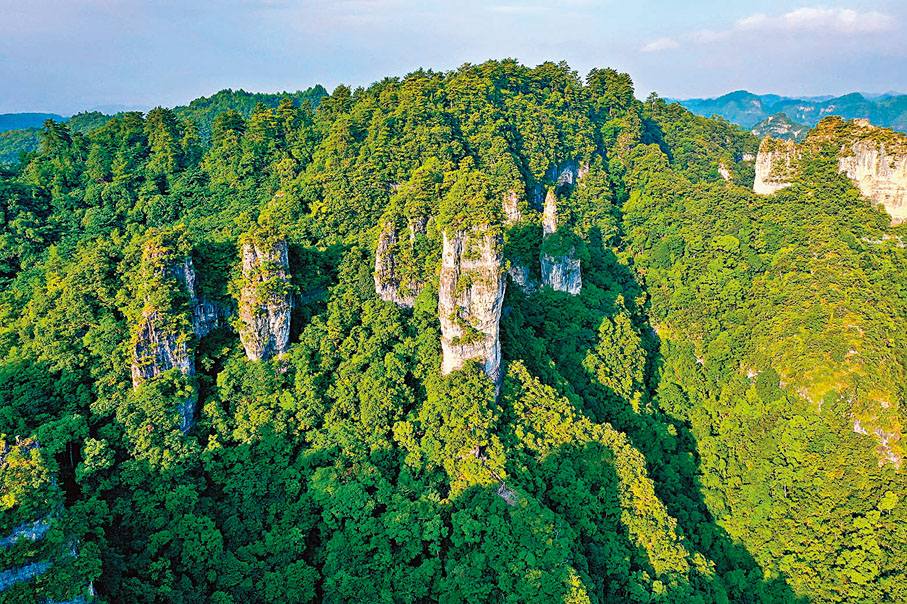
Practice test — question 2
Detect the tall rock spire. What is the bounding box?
[237,232,294,361]
[438,228,507,385]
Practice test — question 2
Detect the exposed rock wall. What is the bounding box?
[507,261,537,295]
[753,138,800,195]
[755,119,907,224]
[838,133,907,224]
[130,312,195,383]
[373,220,425,308]
[131,243,197,432]
[546,160,589,187]
[540,190,582,295]
[191,298,232,338]
[238,237,293,361]
[502,190,522,225]
[541,253,582,295]
[439,228,506,385]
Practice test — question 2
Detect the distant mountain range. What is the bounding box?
[674,90,907,134]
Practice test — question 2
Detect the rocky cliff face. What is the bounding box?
[238,237,293,361]
[131,311,195,383]
[540,190,582,295]
[131,245,197,432]
[540,252,582,295]
[191,297,232,338]
[439,228,506,385]
[755,119,907,224]
[507,262,537,295]
[374,219,426,308]
[837,121,907,224]
[753,138,800,195]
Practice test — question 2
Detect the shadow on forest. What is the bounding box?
[499,228,808,603]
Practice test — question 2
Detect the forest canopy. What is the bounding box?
[0,60,904,604]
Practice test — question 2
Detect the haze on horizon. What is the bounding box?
[1,0,905,115]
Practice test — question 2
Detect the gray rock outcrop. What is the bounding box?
[439,228,506,385]
[837,120,907,224]
[540,189,582,295]
[753,138,800,195]
[131,244,197,432]
[238,237,293,361]
[547,160,588,187]
[374,219,425,308]
[507,261,537,295]
[0,440,95,600]
[541,253,582,295]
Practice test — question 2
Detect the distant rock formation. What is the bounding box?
[130,238,197,432]
[540,189,582,295]
[439,228,506,385]
[238,235,293,361]
[753,138,800,195]
[751,112,808,142]
[374,218,426,308]
[754,118,907,224]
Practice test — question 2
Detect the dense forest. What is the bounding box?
[0,59,905,603]
[0,86,328,165]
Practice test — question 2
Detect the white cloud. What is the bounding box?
[640,37,680,52]
[641,5,895,52]
[741,7,893,33]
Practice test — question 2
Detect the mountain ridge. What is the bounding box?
[673,90,907,131]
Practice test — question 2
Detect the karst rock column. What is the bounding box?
[238,235,293,361]
[438,227,506,385]
[130,234,198,432]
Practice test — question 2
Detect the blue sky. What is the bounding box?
[1,0,905,114]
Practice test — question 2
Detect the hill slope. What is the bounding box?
[0,86,327,164]
[0,61,904,604]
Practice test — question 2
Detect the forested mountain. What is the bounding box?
[0,60,905,604]
[0,87,327,165]
[751,113,809,141]
[678,90,907,131]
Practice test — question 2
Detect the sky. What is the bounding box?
[1,0,906,114]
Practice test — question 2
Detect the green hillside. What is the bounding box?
[0,87,327,165]
[0,60,904,604]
